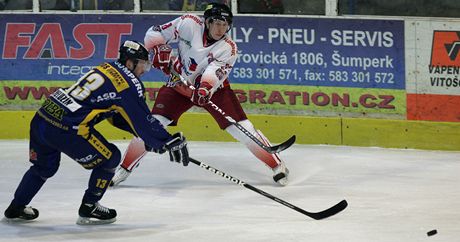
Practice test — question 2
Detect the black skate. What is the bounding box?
[76,202,116,225]
[3,204,39,222]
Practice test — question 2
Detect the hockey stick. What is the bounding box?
[189,157,348,220]
[206,100,296,154]
[169,68,295,154]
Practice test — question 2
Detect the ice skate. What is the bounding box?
[272,162,289,186]
[3,204,39,222]
[76,202,116,225]
[110,166,131,187]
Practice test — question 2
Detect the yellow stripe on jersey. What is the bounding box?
[78,105,140,139]
[87,134,112,159]
[96,63,129,93]
[112,105,141,138]
[77,109,111,137]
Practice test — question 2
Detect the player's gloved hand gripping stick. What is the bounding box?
[145,132,189,166]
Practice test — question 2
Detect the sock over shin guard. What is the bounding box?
[225,120,282,169]
[120,137,147,171]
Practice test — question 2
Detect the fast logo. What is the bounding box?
[2,23,132,60]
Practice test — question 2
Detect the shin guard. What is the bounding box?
[120,137,147,171]
[226,120,282,169]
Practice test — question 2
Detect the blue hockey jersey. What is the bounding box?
[37,61,171,150]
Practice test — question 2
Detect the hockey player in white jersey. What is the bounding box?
[112,2,289,186]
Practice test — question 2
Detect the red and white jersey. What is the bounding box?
[144,14,237,94]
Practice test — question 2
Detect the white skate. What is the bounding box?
[110,166,131,187]
[272,162,289,186]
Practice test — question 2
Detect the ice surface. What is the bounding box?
[1,140,459,242]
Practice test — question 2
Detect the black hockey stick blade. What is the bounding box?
[267,135,296,154]
[243,183,348,220]
[303,199,348,220]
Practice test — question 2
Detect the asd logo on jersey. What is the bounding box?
[90,92,119,103]
[430,31,460,66]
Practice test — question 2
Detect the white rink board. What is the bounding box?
[405,19,460,95]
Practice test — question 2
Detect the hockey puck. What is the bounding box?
[427,229,437,236]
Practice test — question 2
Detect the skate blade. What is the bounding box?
[110,176,128,187]
[76,216,116,225]
[274,174,289,186]
[273,169,290,186]
[109,179,125,187]
[2,217,36,224]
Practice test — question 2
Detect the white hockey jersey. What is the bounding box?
[144,14,238,95]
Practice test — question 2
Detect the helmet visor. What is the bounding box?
[137,59,152,73]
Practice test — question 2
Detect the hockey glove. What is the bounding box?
[152,44,172,75]
[192,82,213,106]
[164,132,189,166]
[144,132,189,166]
[165,132,189,166]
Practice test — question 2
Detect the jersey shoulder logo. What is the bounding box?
[224,37,237,56]
[96,63,130,93]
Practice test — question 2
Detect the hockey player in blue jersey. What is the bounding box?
[3,40,189,225]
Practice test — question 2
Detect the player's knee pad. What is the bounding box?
[100,144,121,173]
[78,145,121,172]
[84,144,121,172]
[30,161,60,179]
